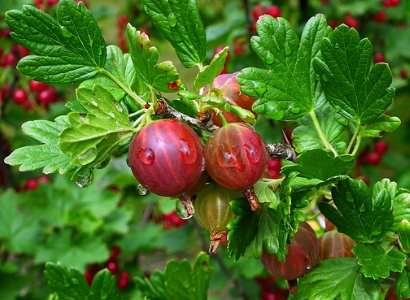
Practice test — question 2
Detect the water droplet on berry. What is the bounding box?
[75,170,94,188]
[176,200,193,220]
[179,139,197,164]
[220,148,245,171]
[136,183,149,195]
[137,148,155,165]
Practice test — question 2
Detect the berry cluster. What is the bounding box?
[84,246,130,289]
[33,0,59,9]
[359,140,389,166]
[11,81,58,110]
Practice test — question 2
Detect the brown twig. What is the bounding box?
[155,99,219,131]
[242,186,260,211]
[266,143,297,161]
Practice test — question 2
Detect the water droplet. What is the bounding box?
[108,112,115,118]
[60,26,73,38]
[168,13,177,27]
[136,183,149,196]
[77,147,97,165]
[91,101,98,107]
[137,148,155,165]
[75,170,94,188]
[244,144,261,164]
[176,200,193,220]
[179,139,197,164]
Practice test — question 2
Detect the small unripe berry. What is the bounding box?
[12,89,28,104]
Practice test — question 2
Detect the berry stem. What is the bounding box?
[155,99,219,131]
[266,143,296,161]
[242,186,260,211]
[209,231,227,254]
[347,122,361,155]
[99,69,146,107]
[309,111,338,156]
[179,193,195,218]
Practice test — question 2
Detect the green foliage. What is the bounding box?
[135,252,211,300]
[239,14,331,120]
[143,0,207,68]
[353,243,406,279]
[319,178,396,243]
[295,258,380,300]
[4,117,72,174]
[313,25,395,124]
[194,47,229,90]
[44,263,121,300]
[5,0,106,83]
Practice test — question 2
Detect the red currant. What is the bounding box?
[194,183,235,253]
[109,245,121,261]
[1,53,17,67]
[343,15,359,29]
[106,261,119,274]
[24,179,39,190]
[205,123,267,190]
[262,223,319,280]
[12,88,28,105]
[29,80,49,93]
[117,15,129,28]
[374,52,385,63]
[37,88,58,105]
[34,0,44,9]
[363,152,381,165]
[117,271,130,289]
[128,119,204,196]
[373,11,387,22]
[319,231,355,259]
[47,0,59,7]
[400,69,408,79]
[374,140,388,156]
[252,4,266,22]
[261,289,288,300]
[389,0,400,6]
[265,5,281,18]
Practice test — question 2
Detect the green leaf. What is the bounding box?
[396,267,410,299]
[361,115,401,138]
[353,244,407,279]
[6,0,106,83]
[135,252,211,300]
[60,85,133,166]
[89,270,121,300]
[295,258,380,300]
[194,47,228,90]
[313,25,394,124]
[127,25,180,92]
[399,231,410,253]
[293,103,348,153]
[283,149,354,180]
[254,178,283,209]
[4,117,73,174]
[238,14,331,120]
[0,191,40,254]
[44,262,89,300]
[35,230,108,270]
[319,178,395,243]
[143,0,206,68]
[393,192,410,232]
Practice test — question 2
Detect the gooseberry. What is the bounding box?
[319,231,355,259]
